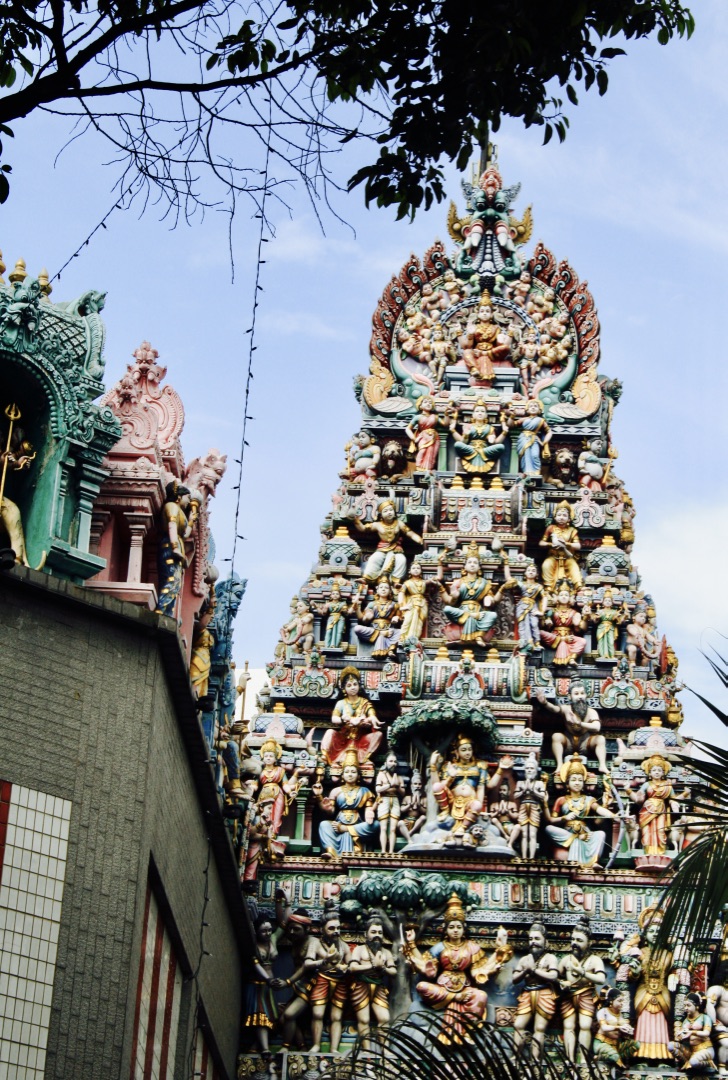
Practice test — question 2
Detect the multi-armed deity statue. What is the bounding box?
[232,157,714,1072]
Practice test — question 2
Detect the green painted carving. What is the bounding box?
[0,278,121,578]
[388,697,499,754]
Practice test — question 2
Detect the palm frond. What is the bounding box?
[324,1011,603,1080]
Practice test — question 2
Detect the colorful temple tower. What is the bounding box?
[238,159,709,1076]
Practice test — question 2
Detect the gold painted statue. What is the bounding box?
[539,501,582,589]
[348,499,422,585]
[0,403,36,565]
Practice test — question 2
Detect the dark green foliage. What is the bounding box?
[0,0,693,210]
[653,646,728,952]
[388,697,499,753]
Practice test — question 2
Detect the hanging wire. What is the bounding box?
[222,93,273,645]
[49,177,142,284]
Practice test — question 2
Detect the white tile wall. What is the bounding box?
[0,783,71,1080]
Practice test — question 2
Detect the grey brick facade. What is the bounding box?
[0,566,249,1079]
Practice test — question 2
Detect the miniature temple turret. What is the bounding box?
[235,156,715,1073]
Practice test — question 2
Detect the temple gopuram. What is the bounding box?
[233,159,720,1078]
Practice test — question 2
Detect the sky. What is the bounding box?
[1,0,726,743]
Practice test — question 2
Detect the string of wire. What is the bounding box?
[49,177,141,284]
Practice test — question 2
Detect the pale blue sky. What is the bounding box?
[2,0,726,741]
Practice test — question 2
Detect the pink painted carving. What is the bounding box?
[101,341,185,458]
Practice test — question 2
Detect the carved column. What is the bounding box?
[76,462,108,552]
[124,513,151,583]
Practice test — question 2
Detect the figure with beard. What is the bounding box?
[535,681,608,775]
[546,757,622,868]
[558,918,607,1061]
[274,891,315,1049]
[512,921,559,1059]
[348,918,397,1044]
[305,910,351,1054]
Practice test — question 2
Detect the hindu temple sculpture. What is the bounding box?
[235,154,714,1072]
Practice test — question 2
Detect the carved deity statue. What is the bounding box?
[539,501,582,590]
[512,399,552,476]
[397,559,444,642]
[583,589,628,660]
[546,756,621,868]
[407,893,491,1042]
[375,751,405,854]
[449,400,509,474]
[626,607,660,667]
[156,480,195,617]
[512,920,560,1059]
[315,585,353,651]
[242,913,287,1056]
[0,405,35,565]
[677,993,715,1072]
[320,667,383,780]
[593,988,636,1069]
[280,599,315,656]
[630,907,676,1064]
[502,560,546,653]
[510,753,547,860]
[405,396,441,473]
[439,547,505,647]
[535,681,608,774]
[348,917,397,1044]
[349,499,422,585]
[706,977,728,1077]
[426,735,512,847]
[347,429,381,482]
[313,755,378,861]
[354,579,402,658]
[398,770,427,843]
[557,918,606,1062]
[305,909,351,1054]
[539,583,586,666]
[626,754,689,858]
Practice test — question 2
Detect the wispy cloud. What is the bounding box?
[258,309,355,341]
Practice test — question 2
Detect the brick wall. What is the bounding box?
[0,568,246,1080]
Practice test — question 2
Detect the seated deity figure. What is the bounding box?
[539,583,586,667]
[353,579,402,658]
[418,735,513,848]
[313,752,378,861]
[676,993,715,1072]
[320,666,383,780]
[449,400,509,474]
[407,893,491,1043]
[348,499,423,585]
[438,546,505,647]
[539,501,582,590]
[593,988,636,1069]
[546,756,622,868]
[347,429,380,482]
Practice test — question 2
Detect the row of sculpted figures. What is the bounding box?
[239,665,694,871]
[242,894,724,1075]
[280,498,658,670]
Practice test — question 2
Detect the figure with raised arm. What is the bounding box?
[535,681,608,774]
[349,499,422,586]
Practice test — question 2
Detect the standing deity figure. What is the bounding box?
[539,501,582,590]
[535,682,608,774]
[502,560,546,653]
[253,737,303,836]
[315,585,353,651]
[280,598,315,656]
[489,781,519,843]
[398,559,444,642]
[707,978,728,1077]
[271,893,315,1049]
[546,756,621,868]
[427,326,457,386]
[593,988,636,1069]
[630,907,676,1064]
[156,480,195,617]
[304,909,351,1054]
[349,499,422,585]
[405,396,441,473]
[190,600,215,698]
[620,492,636,550]
[320,666,383,779]
[512,920,560,1059]
[449,400,509,474]
[354,579,402,658]
[314,754,378,861]
[539,584,586,667]
[347,429,381,482]
[242,914,286,1057]
[510,753,547,860]
[516,329,541,396]
[438,548,504,647]
[398,770,427,843]
[348,917,397,1044]
[512,400,552,476]
[626,607,660,667]
[0,407,36,565]
[677,993,715,1072]
[558,918,607,1062]
[626,754,689,857]
[584,589,628,660]
[408,893,490,1042]
[429,735,512,844]
[375,751,405,854]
